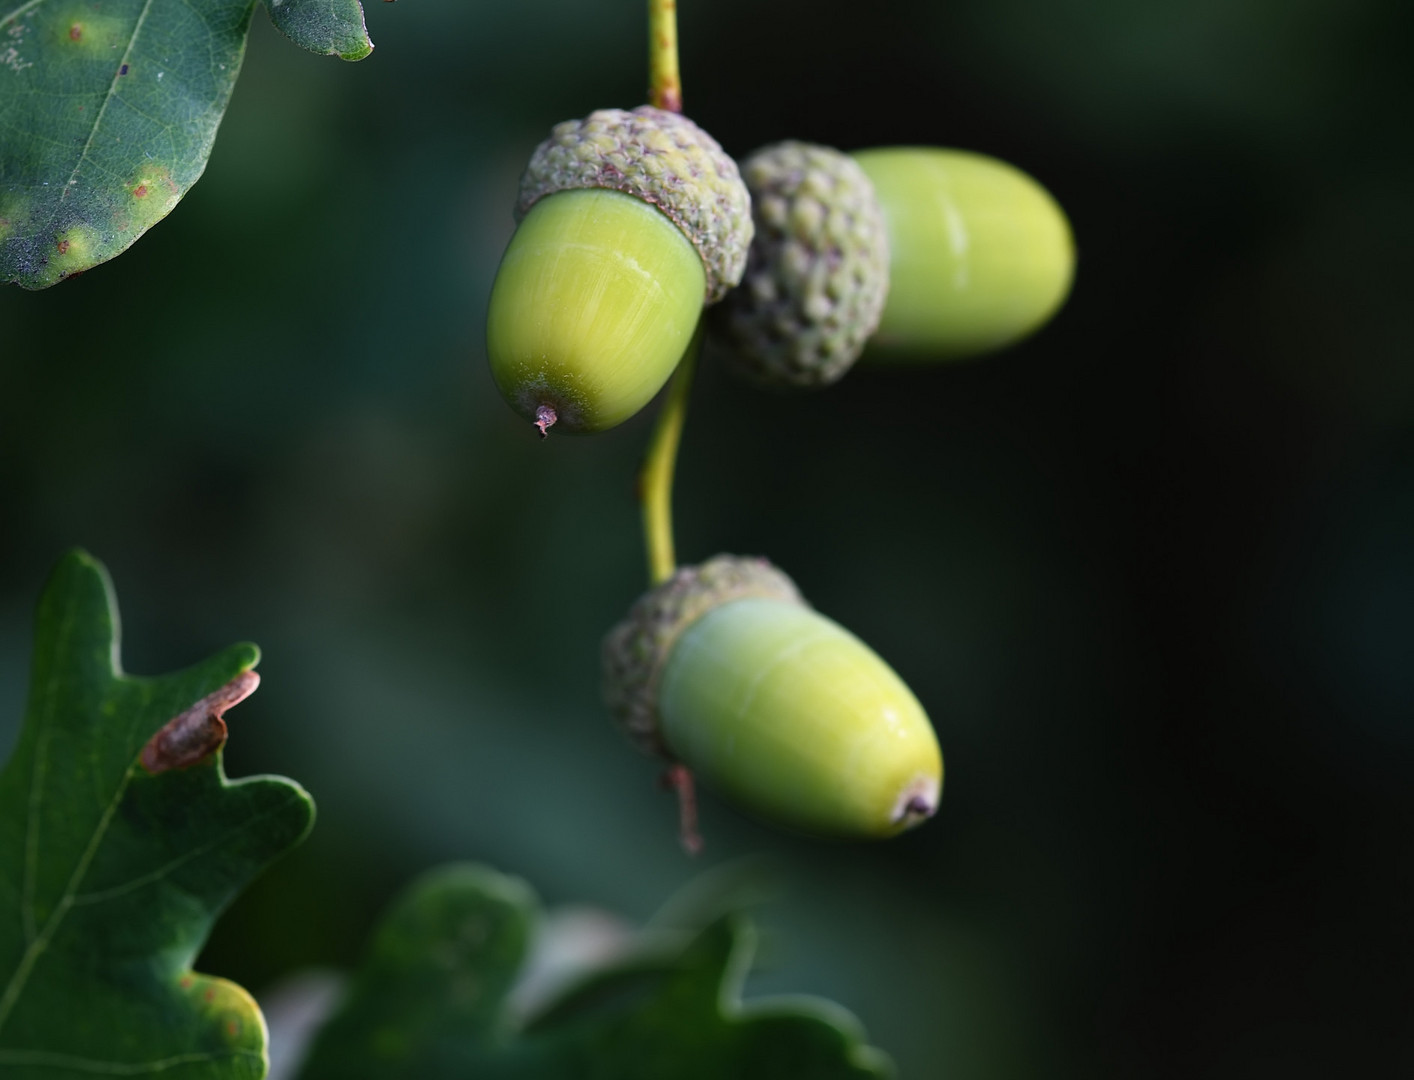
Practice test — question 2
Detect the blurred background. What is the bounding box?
[2,0,1412,1075]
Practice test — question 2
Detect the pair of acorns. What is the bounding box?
[487,105,1074,432]
[487,106,1074,843]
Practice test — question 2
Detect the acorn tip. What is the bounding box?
[904,795,934,818]
[892,777,940,828]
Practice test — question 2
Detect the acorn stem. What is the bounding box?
[660,763,703,854]
[648,0,683,113]
[639,321,702,585]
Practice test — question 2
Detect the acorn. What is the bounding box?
[709,142,890,389]
[486,106,753,435]
[852,147,1075,361]
[603,555,942,839]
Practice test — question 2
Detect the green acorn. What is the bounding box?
[709,142,891,389]
[604,555,942,839]
[486,106,753,435]
[852,147,1075,361]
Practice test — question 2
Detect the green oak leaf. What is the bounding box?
[263,0,373,61]
[0,0,372,290]
[297,864,892,1080]
[0,550,315,1078]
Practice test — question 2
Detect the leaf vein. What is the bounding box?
[0,1048,263,1074]
[60,0,156,207]
[21,562,82,948]
[0,759,134,1033]
[0,0,50,30]
[71,798,298,907]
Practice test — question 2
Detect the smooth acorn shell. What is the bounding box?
[656,597,942,838]
[853,147,1075,361]
[486,188,706,434]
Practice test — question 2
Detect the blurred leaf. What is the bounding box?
[263,0,373,61]
[296,864,534,1078]
[526,917,893,1080]
[0,0,372,290]
[0,550,315,1077]
[298,863,892,1079]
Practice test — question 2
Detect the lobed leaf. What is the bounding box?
[297,864,892,1080]
[0,550,315,1078]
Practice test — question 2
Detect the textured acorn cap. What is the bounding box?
[516,106,753,304]
[603,555,803,758]
[711,142,890,388]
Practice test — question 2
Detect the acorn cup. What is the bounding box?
[604,555,942,840]
[709,142,891,389]
[486,107,753,435]
[853,147,1075,362]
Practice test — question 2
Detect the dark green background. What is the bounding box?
[3,0,1412,1075]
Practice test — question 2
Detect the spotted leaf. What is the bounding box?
[0,0,373,289]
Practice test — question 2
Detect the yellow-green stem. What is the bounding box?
[642,0,694,587]
[640,324,702,585]
[648,0,683,113]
